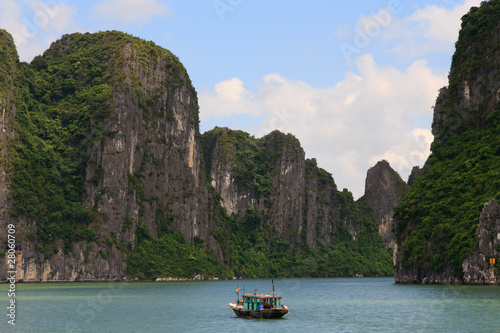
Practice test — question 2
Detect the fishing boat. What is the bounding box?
[229,280,288,319]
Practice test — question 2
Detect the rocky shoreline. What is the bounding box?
[154,274,242,281]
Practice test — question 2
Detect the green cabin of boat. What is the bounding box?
[241,294,283,310]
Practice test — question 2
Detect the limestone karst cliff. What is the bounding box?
[462,200,500,284]
[360,160,409,251]
[203,128,338,248]
[394,0,500,284]
[0,31,221,281]
[202,127,393,277]
[0,30,393,281]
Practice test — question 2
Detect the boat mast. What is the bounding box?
[272,279,276,308]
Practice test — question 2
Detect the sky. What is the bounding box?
[0,0,483,198]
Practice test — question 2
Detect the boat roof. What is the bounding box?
[242,293,282,299]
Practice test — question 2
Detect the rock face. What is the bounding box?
[202,127,372,250]
[361,160,409,250]
[78,35,216,251]
[463,200,500,284]
[407,165,428,186]
[304,158,344,248]
[204,128,310,247]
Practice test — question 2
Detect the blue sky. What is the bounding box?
[0,0,483,198]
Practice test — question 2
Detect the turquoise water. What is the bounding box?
[1,277,500,332]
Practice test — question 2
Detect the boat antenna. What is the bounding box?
[272,279,275,297]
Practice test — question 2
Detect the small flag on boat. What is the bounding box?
[236,287,240,294]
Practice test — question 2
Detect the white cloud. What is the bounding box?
[0,0,24,39]
[389,0,482,58]
[200,78,260,119]
[369,128,434,179]
[93,0,170,24]
[0,0,80,61]
[408,0,482,43]
[214,77,247,102]
[340,0,482,61]
[0,0,20,23]
[199,54,447,198]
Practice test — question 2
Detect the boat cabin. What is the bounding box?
[241,294,282,311]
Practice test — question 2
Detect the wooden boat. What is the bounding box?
[229,281,288,319]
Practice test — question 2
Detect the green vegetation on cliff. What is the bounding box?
[395,116,500,276]
[0,30,18,101]
[210,187,393,278]
[127,219,232,279]
[202,127,273,200]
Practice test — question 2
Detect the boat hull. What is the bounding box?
[230,305,288,319]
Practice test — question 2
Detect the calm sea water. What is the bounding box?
[1,277,500,332]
